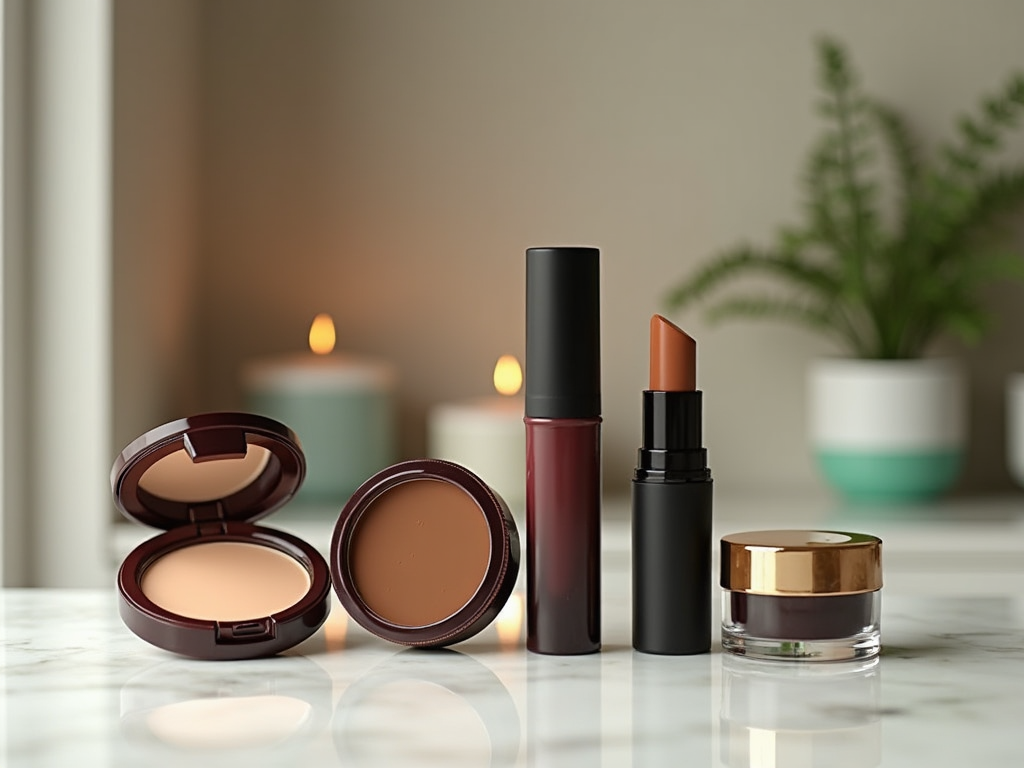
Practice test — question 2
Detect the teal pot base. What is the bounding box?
[815,449,962,503]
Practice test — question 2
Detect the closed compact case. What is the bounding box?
[330,459,520,648]
[113,412,332,660]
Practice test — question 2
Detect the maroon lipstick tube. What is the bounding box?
[525,246,602,655]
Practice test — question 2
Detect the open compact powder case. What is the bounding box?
[331,459,520,648]
[113,412,332,660]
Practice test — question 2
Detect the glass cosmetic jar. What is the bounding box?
[720,530,882,662]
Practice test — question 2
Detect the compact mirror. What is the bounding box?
[138,446,273,503]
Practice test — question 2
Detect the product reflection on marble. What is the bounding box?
[118,656,333,761]
[527,653,602,765]
[721,530,883,661]
[631,653,712,766]
[333,649,520,767]
[720,654,882,768]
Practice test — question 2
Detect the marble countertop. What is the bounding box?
[8,496,1024,766]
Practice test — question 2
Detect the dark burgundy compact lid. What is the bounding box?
[112,412,306,529]
[331,459,520,648]
[113,412,332,660]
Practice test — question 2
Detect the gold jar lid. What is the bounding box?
[721,530,882,596]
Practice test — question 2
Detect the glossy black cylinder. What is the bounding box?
[632,478,713,654]
[632,389,712,655]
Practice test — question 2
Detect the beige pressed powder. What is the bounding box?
[349,478,491,627]
[141,541,311,621]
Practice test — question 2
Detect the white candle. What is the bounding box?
[428,355,525,510]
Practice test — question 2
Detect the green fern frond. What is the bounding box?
[705,295,834,329]
[928,168,1024,268]
[966,248,1024,283]
[942,74,1024,185]
[972,168,1024,220]
[705,295,872,355]
[665,36,1024,359]
[872,102,921,198]
[663,245,842,312]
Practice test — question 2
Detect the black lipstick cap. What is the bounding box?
[525,247,601,419]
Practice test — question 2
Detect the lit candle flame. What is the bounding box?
[493,355,522,397]
[496,592,524,649]
[308,313,336,356]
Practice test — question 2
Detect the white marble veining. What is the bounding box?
[9,500,1024,767]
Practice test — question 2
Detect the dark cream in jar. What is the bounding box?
[720,530,882,661]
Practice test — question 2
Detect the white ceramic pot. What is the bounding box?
[1006,373,1024,487]
[808,358,966,502]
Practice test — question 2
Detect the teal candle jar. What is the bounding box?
[244,355,396,506]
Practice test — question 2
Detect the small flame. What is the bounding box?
[493,355,522,397]
[308,313,336,355]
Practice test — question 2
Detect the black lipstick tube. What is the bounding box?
[632,390,713,655]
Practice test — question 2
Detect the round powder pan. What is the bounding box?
[113,412,332,660]
[330,459,520,648]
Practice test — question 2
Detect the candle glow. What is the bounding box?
[493,355,523,397]
[496,592,524,648]
[308,313,337,356]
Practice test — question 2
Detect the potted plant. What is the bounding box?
[666,37,1024,502]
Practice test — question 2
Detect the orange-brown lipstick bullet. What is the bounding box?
[632,314,713,654]
[650,314,696,392]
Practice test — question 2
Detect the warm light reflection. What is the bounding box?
[748,727,777,768]
[748,546,780,594]
[322,610,349,652]
[495,592,524,649]
[308,313,337,355]
[493,355,522,397]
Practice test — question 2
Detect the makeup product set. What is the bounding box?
[113,415,519,660]
[113,246,882,662]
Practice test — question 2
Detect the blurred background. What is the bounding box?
[3,0,1024,585]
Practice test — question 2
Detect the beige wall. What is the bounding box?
[117,1,1024,495]
[112,0,202,455]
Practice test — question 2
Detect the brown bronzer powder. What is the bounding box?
[349,478,491,627]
